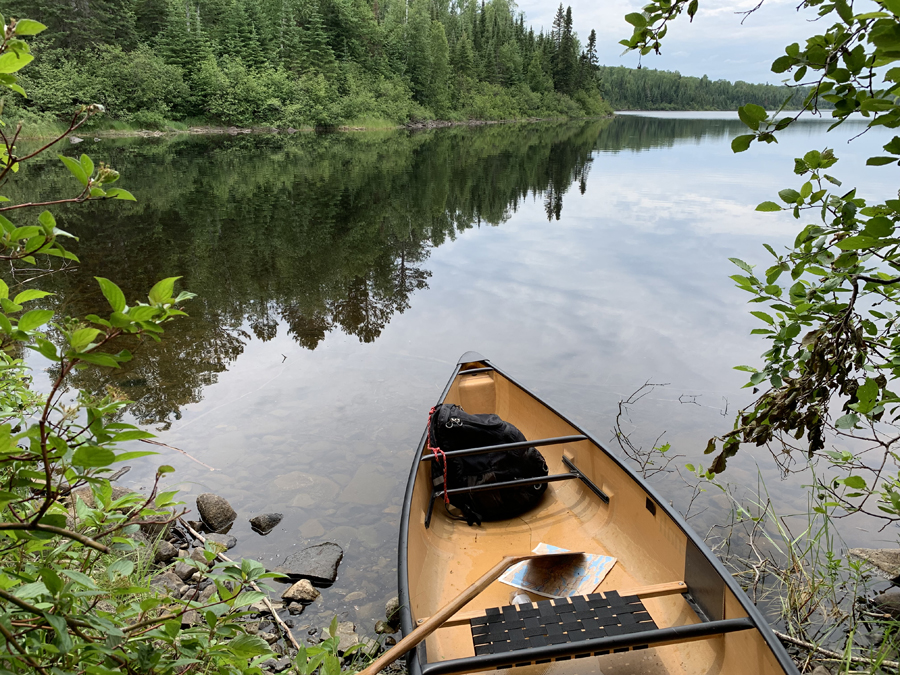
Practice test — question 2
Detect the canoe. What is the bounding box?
[398,352,799,675]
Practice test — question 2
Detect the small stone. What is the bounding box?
[288,602,304,616]
[250,513,283,535]
[274,543,343,583]
[177,584,191,597]
[155,540,178,564]
[285,620,294,628]
[140,513,174,540]
[150,571,182,594]
[245,621,260,635]
[181,610,200,627]
[187,520,206,533]
[385,636,396,646]
[69,136,84,144]
[258,631,279,644]
[196,493,237,531]
[344,591,365,603]
[282,579,320,603]
[189,548,209,567]
[374,620,392,634]
[267,656,292,672]
[173,562,196,581]
[322,621,358,654]
[385,596,400,623]
[307,627,317,636]
[205,533,237,550]
[849,548,900,580]
[199,584,217,602]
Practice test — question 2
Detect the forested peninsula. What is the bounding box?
[9,0,814,132]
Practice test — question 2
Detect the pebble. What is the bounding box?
[288,602,305,616]
[282,579,320,603]
[250,513,284,535]
[205,533,237,550]
[154,540,178,564]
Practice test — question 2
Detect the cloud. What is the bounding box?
[516,0,830,83]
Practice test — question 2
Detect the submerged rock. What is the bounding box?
[374,620,393,634]
[274,542,343,583]
[282,579,320,603]
[872,587,900,616]
[196,493,237,531]
[849,548,900,580]
[250,513,284,535]
[322,621,359,653]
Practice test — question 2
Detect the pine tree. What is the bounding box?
[300,3,338,75]
[451,30,476,79]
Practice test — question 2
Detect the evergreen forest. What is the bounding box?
[597,65,814,111]
[7,0,614,128]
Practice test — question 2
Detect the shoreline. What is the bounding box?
[21,114,612,140]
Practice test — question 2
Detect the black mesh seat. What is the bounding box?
[469,591,658,657]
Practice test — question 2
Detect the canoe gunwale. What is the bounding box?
[398,355,800,675]
[418,617,757,675]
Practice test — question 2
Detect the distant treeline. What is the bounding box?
[6,0,613,129]
[597,66,818,111]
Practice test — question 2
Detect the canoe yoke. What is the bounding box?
[419,588,754,675]
[421,436,606,529]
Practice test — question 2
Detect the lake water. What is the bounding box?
[14,112,900,635]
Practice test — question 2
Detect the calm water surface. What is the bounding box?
[15,113,900,632]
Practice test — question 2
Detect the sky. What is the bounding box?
[517,0,824,84]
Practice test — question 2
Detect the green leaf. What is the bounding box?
[69,327,101,351]
[731,134,754,153]
[835,413,860,429]
[60,569,97,589]
[867,156,898,166]
[756,201,782,212]
[232,591,266,607]
[72,446,115,468]
[158,465,175,474]
[729,257,753,274]
[95,277,126,313]
[13,19,47,36]
[750,311,775,325]
[841,475,867,489]
[0,51,33,74]
[865,216,895,237]
[111,430,154,442]
[59,155,88,186]
[104,188,136,201]
[17,309,53,331]
[624,12,647,27]
[76,352,121,368]
[148,277,180,305]
[127,305,159,321]
[227,633,273,659]
[778,188,801,204]
[13,289,52,304]
[836,235,879,250]
[855,377,879,413]
[80,154,94,180]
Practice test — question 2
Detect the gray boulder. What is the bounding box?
[173,562,196,581]
[196,493,237,531]
[181,610,200,627]
[273,543,343,583]
[250,513,283,535]
[150,571,183,594]
[873,587,900,616]
[155,540,179,564]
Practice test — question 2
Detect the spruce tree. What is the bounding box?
[427,20,450,115]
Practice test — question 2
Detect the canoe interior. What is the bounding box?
[404,362,790,675]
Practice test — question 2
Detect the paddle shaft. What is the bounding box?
[356,554,541,675]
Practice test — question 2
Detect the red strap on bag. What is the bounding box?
[426,406,450,505]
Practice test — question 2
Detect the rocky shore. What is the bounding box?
[82,485,404,672]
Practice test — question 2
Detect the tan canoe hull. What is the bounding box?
[398,353,798,675]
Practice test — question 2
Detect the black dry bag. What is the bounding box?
[427,403,548,526]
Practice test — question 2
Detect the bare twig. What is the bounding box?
[139,439,216,471]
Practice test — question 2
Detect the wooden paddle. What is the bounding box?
[356,553,566,675]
